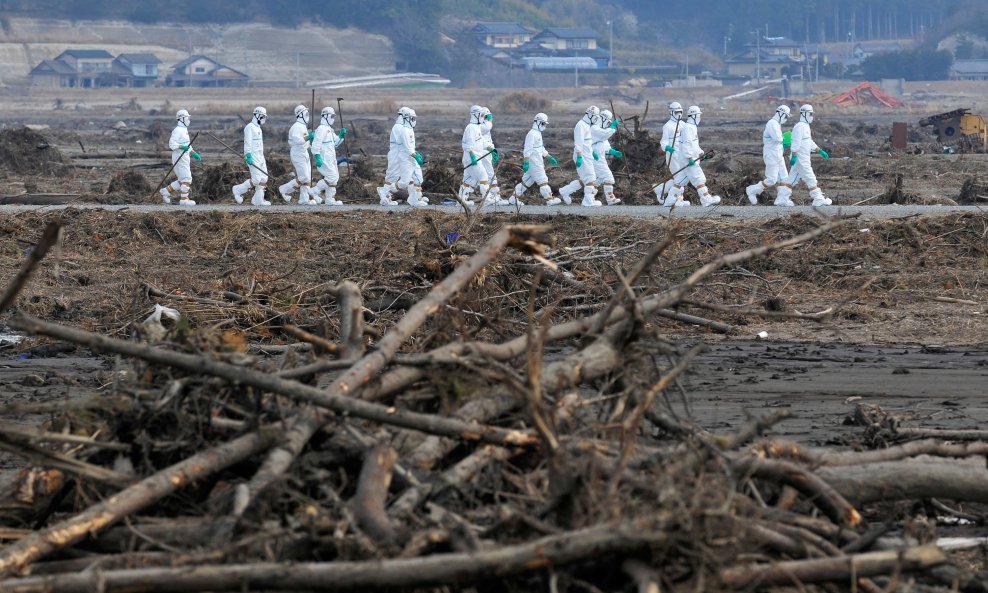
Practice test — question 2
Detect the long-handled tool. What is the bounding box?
[150,131,199,202]
[648,150,716,193]
[461,147,498,171]
[206,131,270,178]
[336,96,353,178]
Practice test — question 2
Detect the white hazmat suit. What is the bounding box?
[654,102,684,205]
[377,107,426,207]
[479,107,511,205]
[558,106,601,207]
[459,105,491,206]
[778,104,832,207]
[161,109,198,206]
[311,106,345,206]
[513,113,558,205]
[745,105,791,206]
[232,107,270,206]
[669,106,721,207]
[279,105,316,205]
[591,109,622,205]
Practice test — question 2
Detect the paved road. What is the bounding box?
[0,202,984,220]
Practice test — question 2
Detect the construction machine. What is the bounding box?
[919,108,987,153]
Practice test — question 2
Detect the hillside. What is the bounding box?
[0,17,395,86]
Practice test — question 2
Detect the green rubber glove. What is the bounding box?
[688,158,695,166]
[782,131,792,149]
[818,148,830,160]
[485,113,493,122]
[592,151,599,161]
[470,153,478,165]
[191,151,201,161]
[575,154,584,168]
[522,160,530,172]
[548,155,558,167]
[338,127,347,138]
[664,145,675,154]
[245,153,254,166]
[414,152,424,165]
[610,117,620,130]
[608,148,623,158]
[789,154,797,166]
[180,144,190,151]
[314,154,323,168]
[491,149,500,164]
[305,131,314,141]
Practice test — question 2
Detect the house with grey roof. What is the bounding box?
[515,27,609,68]
[29,49,119,87]
[472,22,533,49]
[726,37,807,79]
[113,53,162,87]
[951,59,988,81]
[530,28,601,51]
[167,55,249,87]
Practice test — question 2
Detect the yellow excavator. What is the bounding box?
[919,108,987,153]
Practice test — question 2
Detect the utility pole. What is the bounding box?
[607,19,613,66]
[755,31,761,84]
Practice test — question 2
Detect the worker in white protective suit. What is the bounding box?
[668,106,721,207]
[777,104,832,207]
[160,109,200,206]
[458,105,495,207]
[232,107,271,206]
[311,106,346,206]
[654,101,685,205]
[377,107,427,207]
[479,107,513,205]
[512,113,560,205]
[279,105,316,205]
[592,109,623,205]
[558,106,601,207]
[745,105,792,206]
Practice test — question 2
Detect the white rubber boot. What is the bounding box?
[581,185,601,207]
[278,180,297,203]
[558,180,581,205]
[377,185,397,206]
[810,187,832,206]
[745,183,762,205]
[251,187,270,206]
[699,188,722,207]
[774,186,795,207]
[232,180,251,204]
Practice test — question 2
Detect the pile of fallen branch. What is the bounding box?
[1,217,987,593]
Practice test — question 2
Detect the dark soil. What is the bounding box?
[0,127,67,176]
[106,170,152,195]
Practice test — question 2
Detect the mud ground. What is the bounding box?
[2,88,988,456]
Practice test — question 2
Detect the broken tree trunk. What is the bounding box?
[351,444,399,545]
[9,314,539,448]
[0,520,668,593]
[719,545,947,588]
[0,429,278,577]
